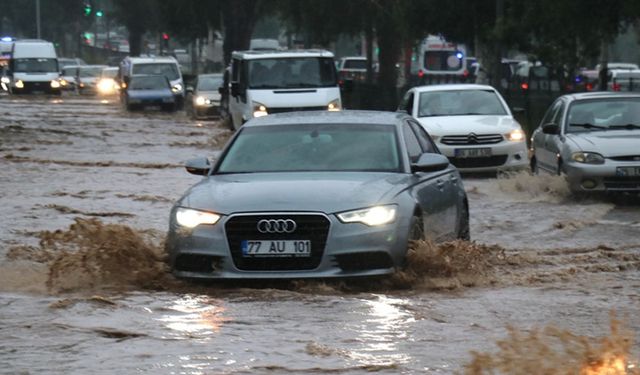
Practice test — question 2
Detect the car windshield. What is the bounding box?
[101,69,118,79]
[129,76,168,90]
[418,89,508,117]
[132,63,180,81]
[566,97,640,133]
[248,57,337,89]
[197,76,223,91]
[13,58,57,73]
[217,124,401,173]
[61,67,77,76]
[79,67,104,77]
[343,59,367,70]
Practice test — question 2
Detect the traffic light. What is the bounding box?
[162,33,170,50]
[83,2,92,16]
[96,10,103,17]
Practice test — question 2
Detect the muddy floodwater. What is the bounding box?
[1,95,640,374]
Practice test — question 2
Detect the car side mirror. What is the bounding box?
[411,153,450,173]
[185,157,211,176]
[542,123,560,135]
[231,82,241,97]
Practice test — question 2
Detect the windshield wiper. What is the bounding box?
[568,123,608,130]
[609,124,640,130]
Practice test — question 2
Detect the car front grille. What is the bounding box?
[603,177,640,191]
[449,155,509,168]
[225,214,330,271]
[609,155,640,162]
[440,134,504,145]
[267,106,326,114]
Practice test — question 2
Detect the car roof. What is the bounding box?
[125,56,178,64]
[411,84,497,92]
[231,49,334,60]
[341,56,366,60]
[562,91,640,101]
[244,110,409,127]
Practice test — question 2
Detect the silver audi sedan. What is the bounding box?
[166,111,469,279]
[531,92,640,192]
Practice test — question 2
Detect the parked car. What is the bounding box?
[122,74,176,111]
[166,110,469,279]
[77,65,108,94]
[337,56,367,86]
[399,84,528,172]
[97,67,119,96]
[185,73,223,119]
[530,92,640,192]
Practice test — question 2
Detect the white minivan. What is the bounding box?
[228,50,341,129]
[8,39,61,95]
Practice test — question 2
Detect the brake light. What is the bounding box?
[586,83,593,91]
[521,83,529,90]
[418,70,425,78]
[612,83,621,91]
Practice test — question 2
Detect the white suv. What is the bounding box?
[400,84,528,172]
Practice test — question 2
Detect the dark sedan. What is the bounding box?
[122,74,176,111]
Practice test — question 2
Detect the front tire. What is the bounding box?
[457,203,470,240]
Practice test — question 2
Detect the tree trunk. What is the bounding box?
[221,0,258,66]
[598,39,609,91]
[128,29,143,57]
[376,18,401,110]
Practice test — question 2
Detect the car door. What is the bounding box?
[402,122,450,241]
[532,98,564,173]
[410,120,459,240]
[228,58,245,128]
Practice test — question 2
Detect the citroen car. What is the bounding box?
[530,92,640,192]
[166,111,469,279]
[399,84,529,172]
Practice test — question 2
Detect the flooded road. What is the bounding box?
[1,95,640,374]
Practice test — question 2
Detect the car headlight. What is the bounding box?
[327,98,341,111]
[50,80,60,88]
[506,128,525,142]
[252,101,268,118]
[176,207,221,228]
[97,78,114,93]
[172,84,183,93]
[571,152,605,164]
[195,96,207,106]
[1,76,10,84]
[15,80,24,88]
[337,205,397,226]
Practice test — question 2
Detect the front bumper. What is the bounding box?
[565,160,640,192]
[437,140,529,173]
[166,211,412,279]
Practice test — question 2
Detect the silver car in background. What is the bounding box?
[531,92,640,192]
[166,111,469,279]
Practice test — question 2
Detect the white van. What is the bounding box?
[119,56,184,107]
[228,49,341,129]
[8,40,61,94]
[412,35,468,82]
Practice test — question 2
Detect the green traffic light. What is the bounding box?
[96,10,103,17]
[84,6,91,16]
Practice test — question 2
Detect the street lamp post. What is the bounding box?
[36,0,41,39]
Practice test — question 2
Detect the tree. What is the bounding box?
[111,0,160,56]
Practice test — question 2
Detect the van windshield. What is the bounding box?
[132,63,179,81]
[247,57,337,89]
[13,58,57,73]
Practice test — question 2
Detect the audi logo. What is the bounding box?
[257,219,297,233]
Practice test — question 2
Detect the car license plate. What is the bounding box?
[241,240,311,257]
[455,148,492,158]
[616,166,640,177]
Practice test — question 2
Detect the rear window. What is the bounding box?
[343,59,367,70]
[424,51,462,71]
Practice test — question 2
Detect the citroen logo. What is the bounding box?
[467,133,478,144]
[257,219,297,234]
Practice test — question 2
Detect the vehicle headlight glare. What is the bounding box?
[1,76,10,84]
[327,99,341,111]
[172,84,183,93]
[253,101,268,118]
[50,80,60,88]
[97,78,114,93]
[506,128,525,142]
[15,80,24,88]
[571,152,604,164]
[195,96,206,106]
[337,205,397,226]
[176,207,221,228]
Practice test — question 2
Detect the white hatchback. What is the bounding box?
[399,84,528,172]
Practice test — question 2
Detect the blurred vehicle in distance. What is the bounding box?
[596,62,639,71]
[249,38,281,51]
[227,49,341,130]
[530,92,640,192]
[412,35,468,84]
[337,56,367,87]
[185,73,224,119]
[59,65,80,90]
[58,57,86,68]
[122,74,176,111]
[607,69,640,92]
[119,56,185,108]
[400,84,529,173]
[97,67,120,96]
[77,65,108,94]
[7,39,61,95]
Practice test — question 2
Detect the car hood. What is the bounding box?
[416,115,520,136]
[179,172,410,215]
[566,131,640,157]
[128,89,173,98]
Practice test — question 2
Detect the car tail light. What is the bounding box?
[612,83,621,91]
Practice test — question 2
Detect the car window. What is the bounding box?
[132,63,180,81]
[197,76,223,91]
[402,123,423,163]
[217,124,401,173]
[408,121,438,153]
[540,99,562,126]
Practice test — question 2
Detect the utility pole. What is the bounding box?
[36,0,41,39]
